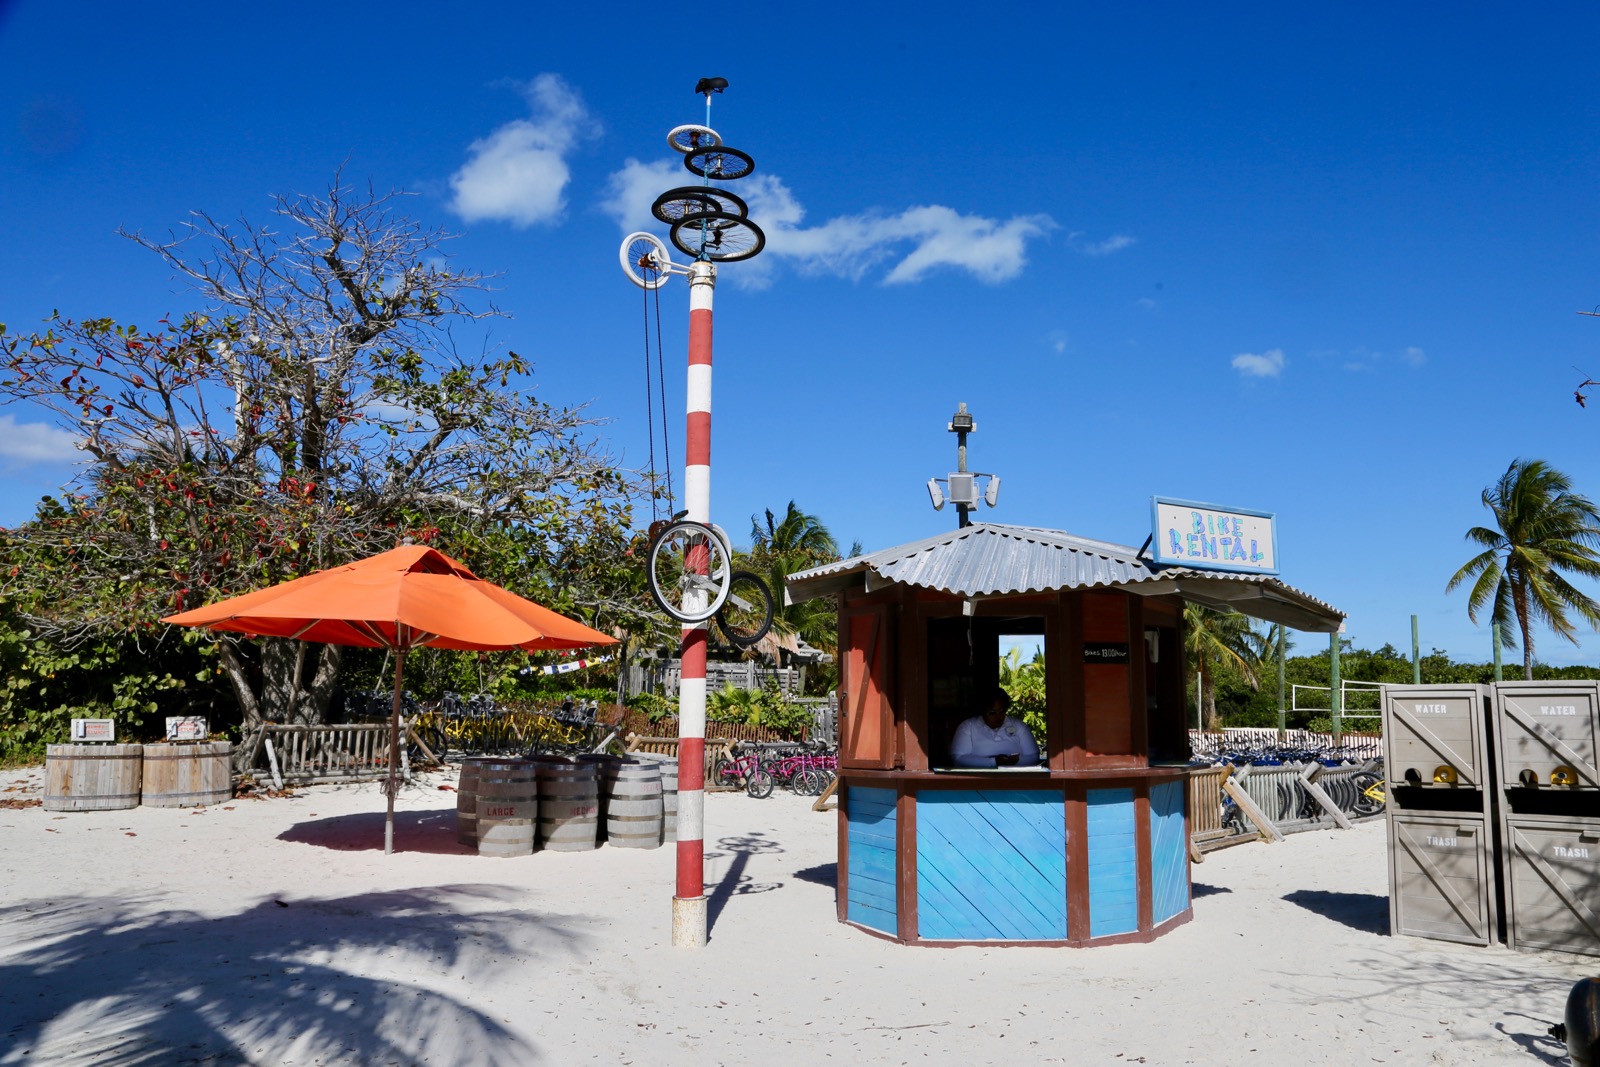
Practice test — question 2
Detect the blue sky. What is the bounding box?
[2,2,1599,665]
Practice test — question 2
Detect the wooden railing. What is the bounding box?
[235,721,438,787]
[1187,758,1383,859]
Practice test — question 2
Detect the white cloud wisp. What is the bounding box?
[602,167,1061,287]
[0,415,81,463]
[450,74,595,228]
[1232,349,1286,378]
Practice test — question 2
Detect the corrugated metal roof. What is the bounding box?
[785,522,1346,633]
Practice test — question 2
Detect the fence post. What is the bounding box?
[1411,614,1421,684]
[1329,632,1343,743]
[1276,629,1286,740]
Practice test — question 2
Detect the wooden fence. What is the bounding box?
[235,721,439,787]
[1187,759,1383,858]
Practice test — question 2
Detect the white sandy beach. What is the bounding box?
[0,764,1590,1066]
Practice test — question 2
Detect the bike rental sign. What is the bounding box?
[1150,497,1279,574]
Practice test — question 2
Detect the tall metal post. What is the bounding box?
[1493,625,1504,683]
[1411,614,1421,684]
[1275,628,1286,739]
[1329,631,1343,743]
[952,402,972,529]
[673,259,716,948]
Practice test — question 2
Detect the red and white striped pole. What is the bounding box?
[673,258,716,947]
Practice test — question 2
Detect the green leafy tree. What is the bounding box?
[0,596,224,763]
[1446,458,1600,679]
[998,645,1047,740]
[1185,604,1265,731]
[0,179,643,732]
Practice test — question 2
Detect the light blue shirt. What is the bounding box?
[950,715,1040,768]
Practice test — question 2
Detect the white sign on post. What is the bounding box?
[1151,497,1279,574]
[70,718,116,742]
[165,716,209,742]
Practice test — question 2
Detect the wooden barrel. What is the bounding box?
[44,744,143,812]
[584,754,623,842]
[538,759,599,852]
[606,761,663,849]
[476,759,537,858]
[141,742,232,808]
[456,759,487,846]
[659,758,679,843]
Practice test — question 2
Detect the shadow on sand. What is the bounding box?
[794,863,837,889]
[1282,888,1389,934]
[705,831,786,937]
[278,805,467,855]
[0,885,589,1065]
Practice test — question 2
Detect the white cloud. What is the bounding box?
[1048,330,1068,354]
[603,169,1055,286]
[1232,349,1285,378]
[1073,233,1136,256]
[600,158,680,235]
[0,415,81,463]
[1403,345,1426,366]
[450,74,595,227]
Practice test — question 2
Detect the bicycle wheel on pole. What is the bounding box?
[695,186,749,218]
[667,123,720,154]
[670,211,765,263]
[647,519,732,623]
[652,187,723,225]
[619,232,673,289]
[684,145,754,181]
[717,570,774,648]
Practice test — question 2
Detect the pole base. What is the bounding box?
[672,895,707,948]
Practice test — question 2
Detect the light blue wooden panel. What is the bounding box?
[847,786,898,933]
[1149,779,1189,924]
[916,790,1067,941]
[1088,788,1139,938]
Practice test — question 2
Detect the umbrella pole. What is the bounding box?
[386,645,405,855]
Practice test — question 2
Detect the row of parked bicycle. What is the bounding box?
[714,741,838,798]
[1189,735,1384,768]
[340,690,609,758]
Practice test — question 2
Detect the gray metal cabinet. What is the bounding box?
[1388,812,1498,946]
[1493,682,1600,790]
[1502,813,1600,957]
[1382,685,1491,789]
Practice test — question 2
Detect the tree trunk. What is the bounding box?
[1514,587,1535,680]
[217,637,344,730]
[1201,667,1219,732]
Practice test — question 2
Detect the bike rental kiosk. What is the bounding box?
[785,517,1344,947]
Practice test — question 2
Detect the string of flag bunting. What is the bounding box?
[519,653,614,676]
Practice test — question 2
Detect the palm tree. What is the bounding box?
[1184,603,1265,731]
[1446,458,1600,679]
[748,502,843,650]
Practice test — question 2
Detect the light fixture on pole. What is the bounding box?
[926,402,1001,528]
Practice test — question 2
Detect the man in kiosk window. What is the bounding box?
[949,689,1040,768]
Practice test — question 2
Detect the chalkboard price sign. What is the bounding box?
[1083,642,1130,664]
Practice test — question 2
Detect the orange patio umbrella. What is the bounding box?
[163,544,617,853]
